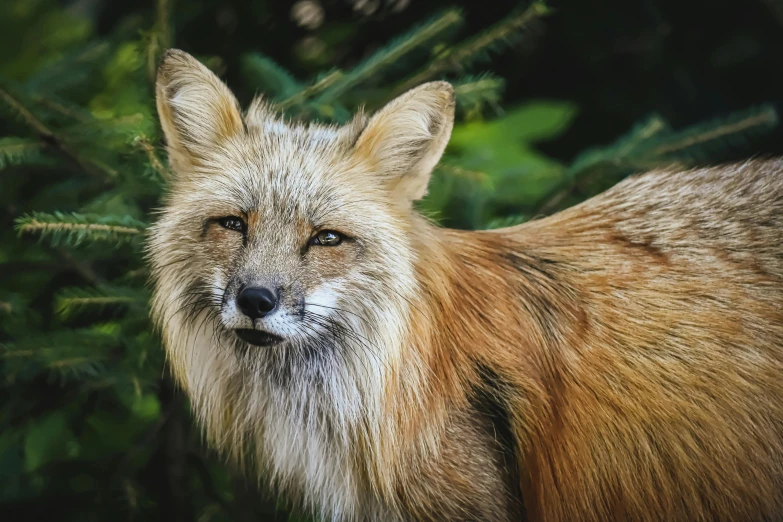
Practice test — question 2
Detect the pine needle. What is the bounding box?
[33,94,94,123]
[16,212,146,247]
[568,114,671,176]
[0,82,117,181]
[55,286,148,320]
[24,43,110,95]
[316,9,463,103]
[277,70,344,111]
[133,135,170,182]
[0,84,53,137]
[650,105,777,158]
[0,137,47,170]
[395,2,549,93]
[0,328,118,382]
[485,215,528,229]
[147,0,174,81]
[453,73,505,112]
[242,53,303,100]
[436,163,492,186]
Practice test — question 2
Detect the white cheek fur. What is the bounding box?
[304,282,340,317]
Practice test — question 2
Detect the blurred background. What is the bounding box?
[2,0,783,520]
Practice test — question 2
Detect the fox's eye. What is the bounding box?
[217,216,246,233]
[311,230,343,246]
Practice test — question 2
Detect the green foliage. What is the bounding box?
[1,327,119,383]
[427,101,577,227]
[242,53,304,100]
[15,212,146,248]
[240,5,545,123]
[571,105,778,175]
[0,137,48,170]
[314,9,463,104]
[453,73,505,117]
[55,286,148,321]
[0,0,778,520]
[395,2,550,93]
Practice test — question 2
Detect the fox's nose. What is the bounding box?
[237,286,278,319]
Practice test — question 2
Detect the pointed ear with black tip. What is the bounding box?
[155,49,244,175]
[352,82,455,204]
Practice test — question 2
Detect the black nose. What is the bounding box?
[237,286,278,319]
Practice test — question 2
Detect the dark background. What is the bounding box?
[92,0,783,160]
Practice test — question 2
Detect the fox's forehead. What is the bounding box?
[190,120,373,223]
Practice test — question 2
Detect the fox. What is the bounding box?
[148,49,783,522]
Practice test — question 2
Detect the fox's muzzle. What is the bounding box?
[237,286,278,319]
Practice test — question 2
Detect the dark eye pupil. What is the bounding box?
[219,217,244,231]
[317,231,341,246]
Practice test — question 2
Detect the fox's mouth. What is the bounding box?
[234,329,283,347]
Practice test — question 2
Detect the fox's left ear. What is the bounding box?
[155,49,244,174]
[353,82,455,203]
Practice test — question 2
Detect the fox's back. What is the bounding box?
[506,159,783,521]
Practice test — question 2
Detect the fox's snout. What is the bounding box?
[236,286,279,319]
[219,274,308,345]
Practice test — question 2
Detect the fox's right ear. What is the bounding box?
[155,49,244,174]
[352,81,455,205]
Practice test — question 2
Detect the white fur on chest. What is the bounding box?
[259,391,364,521]
[168,301,408,521]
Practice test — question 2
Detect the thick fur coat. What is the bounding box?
[148,49,783,521]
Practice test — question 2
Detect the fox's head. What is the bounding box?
[148,49,454,424]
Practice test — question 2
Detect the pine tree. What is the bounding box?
[0,0,777,520]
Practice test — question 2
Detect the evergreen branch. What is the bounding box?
[277,70,344,111]
[0,328,120,353]
[535,106,777,218]
[1,333,115,383]
[55,286,148,320]
[614,115,669,154]
[395,2,549,93]
[0,84,116,181]
[436,163,492,186]
[650,105,777,157]
[16,212,146,247]
[568,114,670,176]
[453,73,505,112]
[133,136,171,181]
[242,53,303,100]
[316,9,463,103]
[157,0,173,49]
[0,137,47,170]
[24,43,110,95]
[55,248,105,286]
[535,115,673,216]
[485,214,528,229]
[62,113,149,145]
[33,95,93,123]
[147,0,174,81]
[0,86,52,137]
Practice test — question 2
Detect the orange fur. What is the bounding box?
[392,159,783,521]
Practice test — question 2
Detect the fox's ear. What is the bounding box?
[155,49,244,173]
[353,82,455,203]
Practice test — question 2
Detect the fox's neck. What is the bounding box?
[371,222,581,499]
